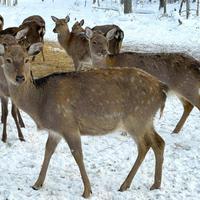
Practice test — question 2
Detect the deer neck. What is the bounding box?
[91,54,107,68]
[7,75,44,122]
[57,28,71,49]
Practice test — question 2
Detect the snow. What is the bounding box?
[0,0,200,200]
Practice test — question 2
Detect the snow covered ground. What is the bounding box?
[0,0,200,200]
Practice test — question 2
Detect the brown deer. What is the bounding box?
[0,34,25,142]
[51,16,91,70]
[70,20,124,55]
[22,15,45,61]
[92,24,124,54]
[71,19,85,33]
[85,27,200,133]
[0,15,45,61]
[0,40,167,198]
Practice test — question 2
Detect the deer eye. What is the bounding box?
[6,58,12,63]
[24,58,29,63]
[92,41,97,45]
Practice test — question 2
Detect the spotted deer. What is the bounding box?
[0,34,25,142]
[85,27,200,134]
[0,39,167,198]
[51,16,91,71]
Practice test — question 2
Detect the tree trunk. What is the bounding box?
[186,0,190,19]
[159,0,167,14]
[121,0,124,4]
[197,0,199,16]
[124,0,132,14]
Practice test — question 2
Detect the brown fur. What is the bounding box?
[92,24,124,54]
[71,20,85,33]
[88,30,200,133]
[0,43,167,198]
[51,16,91,71]
[0,35,25,142]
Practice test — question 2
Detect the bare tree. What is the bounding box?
[93,0,100,7]
[197,0,199,16]
[159,0,167,14]
[124,0,132,14]
[179,0,190,19]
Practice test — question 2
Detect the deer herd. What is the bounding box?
[0,13,199,198]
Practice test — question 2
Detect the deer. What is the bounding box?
[0,34,25,142]
[71,19,85,33]
[0,36,167,198]
[85,27,200,134]
[70,20,124,55]
[22,15,45,61]
[92,24,124,55]
[0,15,45,61]
[51,16,91,71]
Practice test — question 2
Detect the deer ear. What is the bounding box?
[80,19,84,26]
[0,44,5,56]
[65,15,70,23]
[15,27,29,41]
[106,28,117,41]
[28,42,43,56]
[51,16,59,22]
[85,27,93,39]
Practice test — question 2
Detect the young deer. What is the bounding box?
[0,34,25,142]
[85,27,200,133]
[71,21,124,55]
[0,15,45,61]
[0,41,167,198]
[71,19,85,33]
[92,24,124,54]
[51,16,91,71]
[22,15,45,61]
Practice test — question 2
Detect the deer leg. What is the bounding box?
[17,108,25,128]
[172,99,193,134]
[1,98,4,124]
[64,133,92,198]
[149,129,165,190]
[119,135,150,192]
[11,103,25,141]
[1,97,8,143]
[32,133,61,190]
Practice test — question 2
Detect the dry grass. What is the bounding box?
[31,41,74,78]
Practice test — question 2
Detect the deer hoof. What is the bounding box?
[32,184,43,190]
[82,189,92,198]
[150,183,160,190]
[118,183,130,192]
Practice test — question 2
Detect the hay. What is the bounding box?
[31,41,74,78]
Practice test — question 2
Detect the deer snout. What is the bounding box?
[16,75,25,83]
